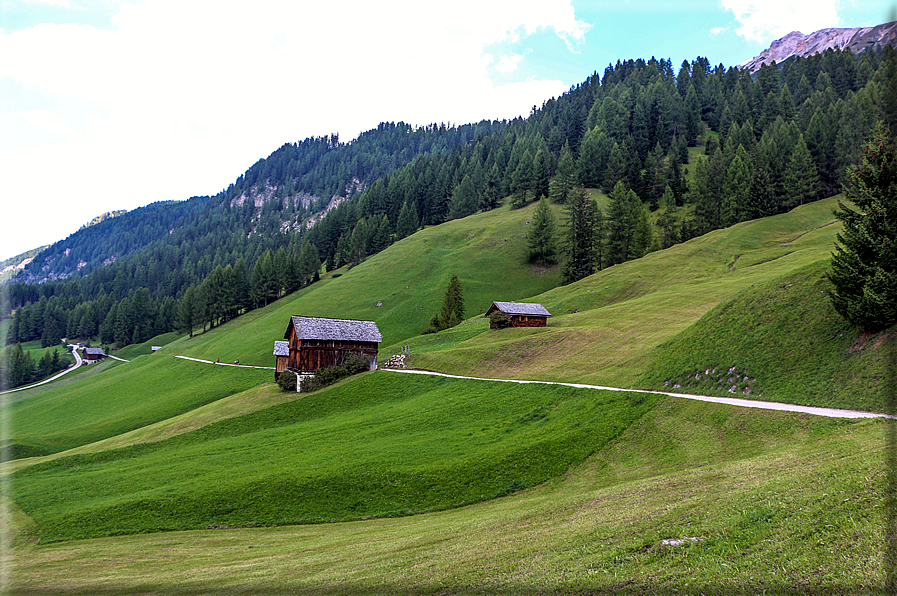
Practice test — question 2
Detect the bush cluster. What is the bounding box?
[301,353,371,392]
[276,371,297,392]
[489,312,513,329]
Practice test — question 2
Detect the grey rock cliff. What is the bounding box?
[739,21,897,72]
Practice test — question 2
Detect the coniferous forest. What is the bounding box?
[2,47,896,389]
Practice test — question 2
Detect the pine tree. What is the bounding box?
[428,275,465,332]
[298,241,322,287]
[723,145,752,226]
[562,187,598,284]
[548,142,577,204]
[510,150,535,208]
[449,174,479,219]
[658,186,680,249]
[528,197,558,265]
[784,135,820,208]
[396,200,419,240]
[829,128,897,332]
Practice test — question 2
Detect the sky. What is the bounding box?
[1,0,895,261]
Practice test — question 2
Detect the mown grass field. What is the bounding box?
[6,394,888,594]
[2,353,270,457]
[11,372,656,542]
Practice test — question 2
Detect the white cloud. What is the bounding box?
[20,110,78,139]
[720,0,843,42]
[495,54,524,74]
[21,0,72,6]
[710,26,727,36]
[0,0,585,259]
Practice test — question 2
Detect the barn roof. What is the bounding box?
[486,301,552,317]
[85,347,106,356]
[273,340,289,356]
[285,316,383,343]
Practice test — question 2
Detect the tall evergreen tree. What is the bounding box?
[528,197,558,265]
[829,128,897,331]
[396,200,420,240]
[449,174,479,219]
[784,135,820,208]
[548,142,577,204]
[562,187,598,284]
[428,275,465,332]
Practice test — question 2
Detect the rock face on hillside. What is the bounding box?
[740,21,897,72]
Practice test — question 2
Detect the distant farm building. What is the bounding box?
[485,301,552,329]
[83,347,107,362]
[273,340,290,380]
[282,315,382,373]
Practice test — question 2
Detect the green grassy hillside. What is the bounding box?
[171,199,565,367]
[12,372,655,542]
[408,198,857,394]
[640,259,895,412]
[2,353,271,457]
[0,201,563,457]
[3,194,893,593]
[8,398,886,593]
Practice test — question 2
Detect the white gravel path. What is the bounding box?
[381,368,895,420]
[175,355,275,370]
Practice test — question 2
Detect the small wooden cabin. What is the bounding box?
[485,301,552,328]
[83,347,106,362]
[273,340,290,380]
[283,315,382,373]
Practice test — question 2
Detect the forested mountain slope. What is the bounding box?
[3,45,896,373]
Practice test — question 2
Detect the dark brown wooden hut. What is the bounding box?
[83,347,106,362]
[283,316,382,373]
[273,340,290,380]
[484,301,552,328]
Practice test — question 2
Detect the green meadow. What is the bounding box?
[7,397,887,594]
[2,194,894,593]
[12,373,656,543]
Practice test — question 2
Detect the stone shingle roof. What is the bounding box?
[487,301,552,317]
[273,340,289,356]
[85,347,106,356]
[285,316,383,343]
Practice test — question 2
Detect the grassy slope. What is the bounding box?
[8,400,886,593]
[171,199,564,366]
[639,258,895,412]
[4,194,894,592]
[409,198,853,392]
[12,372,656,542]
[2,353,271,456]
[0,201,562,457]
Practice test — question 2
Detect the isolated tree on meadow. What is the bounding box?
[426,274,465,333]
[829,127,897,332]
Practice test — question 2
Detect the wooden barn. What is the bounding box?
[485,301,552,329]
[283,315,382,373]
[273,340,289,380]
[83,347,107,362]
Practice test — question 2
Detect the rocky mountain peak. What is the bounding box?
[739,21,897,72]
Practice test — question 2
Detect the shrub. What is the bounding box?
[277,371,297,392]
[489,312,513,329]
[304,353,371,392]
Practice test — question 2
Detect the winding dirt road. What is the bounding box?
[0,345,83,396]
